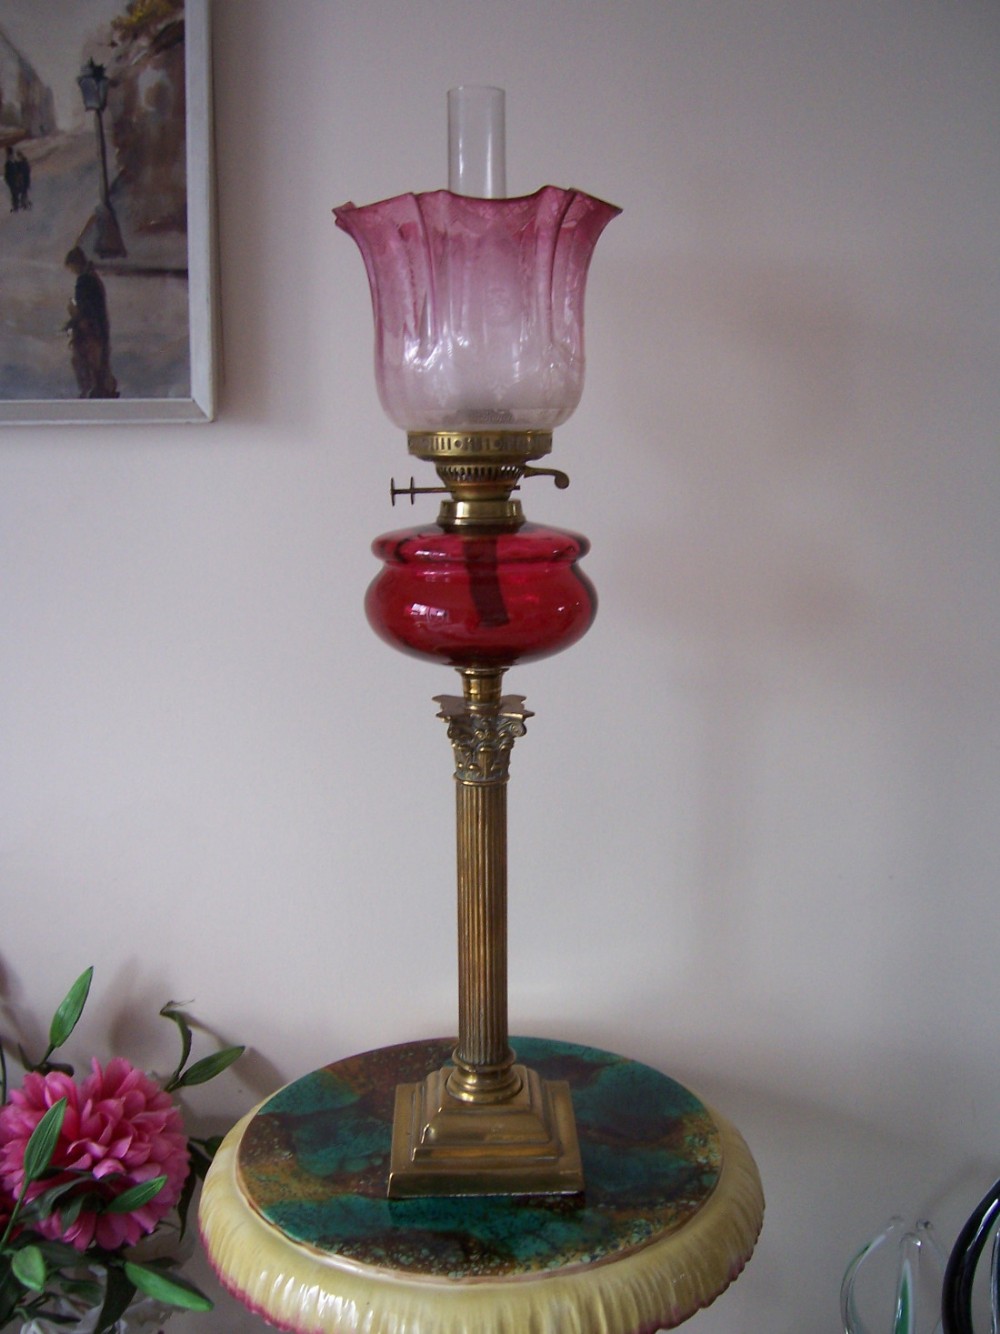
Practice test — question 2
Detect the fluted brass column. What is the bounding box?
[438,667,527,1102]
[386,664,584,1198]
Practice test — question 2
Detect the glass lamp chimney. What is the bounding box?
[448,86,506,198]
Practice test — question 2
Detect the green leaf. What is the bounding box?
[124,1262,213,1311]
[170,1045,244,1089]
[19,1173,88,1223]
[10,1244,46,1291]
[48,967,94,1052]
[159,1003,193,1088]
[176,1165,197,1240]
[23,1099,66,1184]
[59,1276,103,1304]
[58,1188,96,1231]
[186,1144,214,1181]
[105,1176,166,1213]
[34,1239,84,1268]
[95,1264,136,1334]
[187,1136,223,1178]
[0,1260,31,1323]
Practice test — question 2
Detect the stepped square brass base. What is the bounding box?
[387,1063,584,1198]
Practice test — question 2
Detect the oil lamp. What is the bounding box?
[199,88,763,1334]
[335,86,618,1197]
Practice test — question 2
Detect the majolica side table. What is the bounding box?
[200,1036,763,1333]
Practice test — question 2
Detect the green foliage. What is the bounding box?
[125,1261,213,1311]
[104,1176,166,1215]
[47,968,93,1055]
[0,968,244,1328]
[10,1244,45,1292]
[22,1099,66,1185]
[94,1264,135,1334]
[111,0,183,44]
[168,1045,245,1092]
[160,999,244,1092]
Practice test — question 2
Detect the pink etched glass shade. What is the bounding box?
[334,187,620,432]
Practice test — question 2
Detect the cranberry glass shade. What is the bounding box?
[334,187,620,433]
[367,524,596,667]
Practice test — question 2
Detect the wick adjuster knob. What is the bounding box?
[390,476,448,506]
[390,466,570,511]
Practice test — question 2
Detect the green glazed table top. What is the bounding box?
[236,1036,723,1280]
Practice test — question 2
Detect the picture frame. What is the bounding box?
[0,0,216,424]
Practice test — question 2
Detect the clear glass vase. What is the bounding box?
[842,1216,947,1334]
[19,1294,174,1333]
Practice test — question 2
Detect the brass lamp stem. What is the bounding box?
[387,663,584,1197]
[438,667,529,1103]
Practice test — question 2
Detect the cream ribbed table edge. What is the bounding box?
[200,1101,763,1334]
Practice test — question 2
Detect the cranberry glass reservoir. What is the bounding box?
[334,188,621,433]
[367,523,596,667]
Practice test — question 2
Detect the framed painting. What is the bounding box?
[0,0,215,423]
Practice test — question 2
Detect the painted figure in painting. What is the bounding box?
[13,149,30,209]
[3,145,17,210]
[4,147,33,212]
[64,245,118,398]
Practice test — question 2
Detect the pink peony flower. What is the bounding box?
[0,1057,189,1252]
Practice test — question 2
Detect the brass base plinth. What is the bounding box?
[387,1063,584,1198]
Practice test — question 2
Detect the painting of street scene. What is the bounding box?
[0,0,207,415]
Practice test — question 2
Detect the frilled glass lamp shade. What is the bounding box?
[334,186,620,433]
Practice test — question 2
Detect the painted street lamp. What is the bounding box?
[77,58,126,258]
